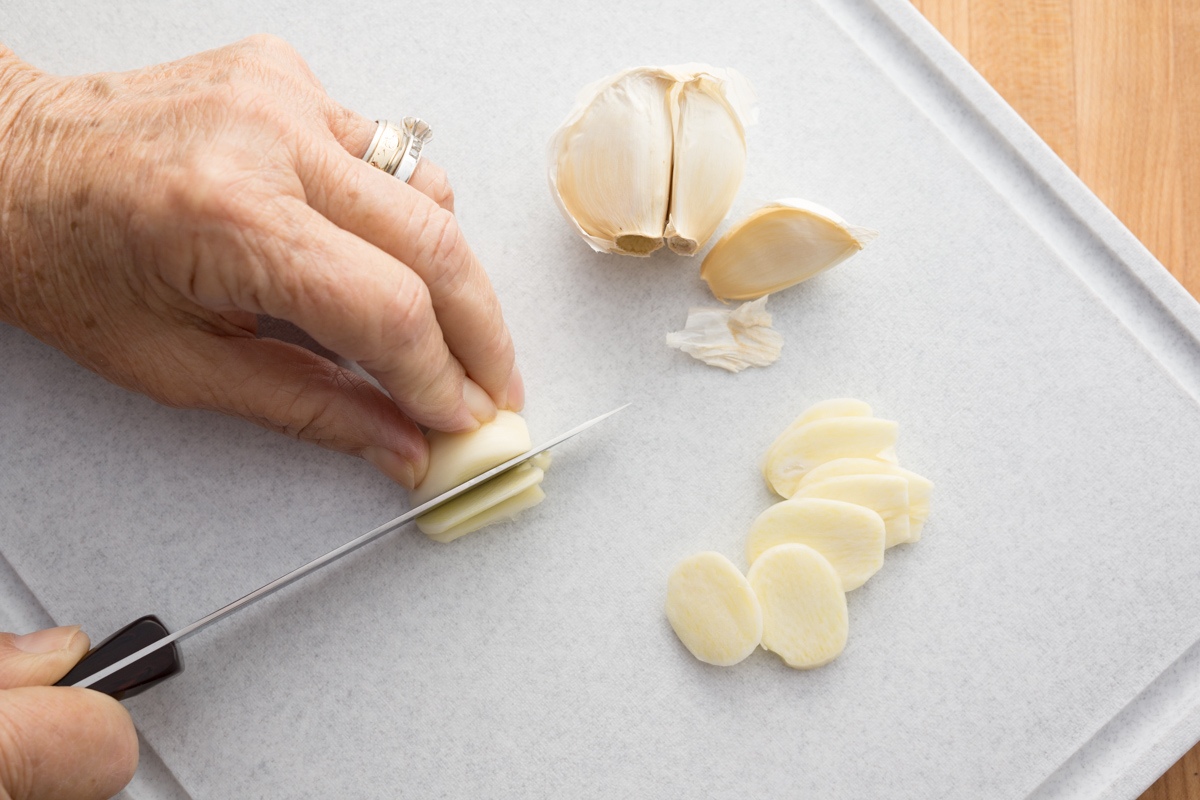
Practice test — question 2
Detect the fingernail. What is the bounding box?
[504,365,525,412]
[363,446,419,490]
[463,378,497,424]
[14,625,82,654]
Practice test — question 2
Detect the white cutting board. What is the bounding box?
[2,1,1199,798]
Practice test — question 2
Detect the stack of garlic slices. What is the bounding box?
[666,399,932,669]
[409,412,550,543]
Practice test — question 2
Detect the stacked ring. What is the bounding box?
[362,118,434,184]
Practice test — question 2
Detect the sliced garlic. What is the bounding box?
[409,410,531,506]
[745,499,885,591]
[747,544,848,669]
[665,295,783,372]
[416,462,545,538]
[426,484,546,544]
[548,64,755,257]
[763,416,899,498]
[701,198,878,301]
[666,551,763,666]
[764,398,875,470]
[794,475,910,548]
[798,458,933,541]
[664,77,747,255]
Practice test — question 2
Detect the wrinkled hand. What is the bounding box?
[0,626,138,800]
[0,35,523,488]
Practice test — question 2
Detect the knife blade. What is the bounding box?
[55,404,628,698]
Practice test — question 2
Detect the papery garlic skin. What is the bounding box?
[701,198,878,300]
[665,77,748,255]
[666,295,782,372]
[549,65,756,257]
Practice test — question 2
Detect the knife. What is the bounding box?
[54,405,628,699]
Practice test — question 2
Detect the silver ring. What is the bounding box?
[361,118,433,184]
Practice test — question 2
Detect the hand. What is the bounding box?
[0,35,524,489]
[0,625,138,800]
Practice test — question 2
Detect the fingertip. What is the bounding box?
[462,378,497,425]
[363,445,421,489]
[504,365,525,412]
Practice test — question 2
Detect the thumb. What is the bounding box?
[0,625,90,689]
[0,686,138,800]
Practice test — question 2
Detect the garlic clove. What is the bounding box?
[745,499,885,591]
[548,67,676,256]
[409,410,531,507]
[794,474,911,548]
[700,199,878,300]
[415,462,545,538]
[665,295,782,372]
[666,551,763,666]
[764,416,899,498]
[664,76,747,255]
[798,458,934,541]
[747,543,848,669]
[426,484,546,544]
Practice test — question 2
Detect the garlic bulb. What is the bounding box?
[549,64,756,256]
[701,198,878,300]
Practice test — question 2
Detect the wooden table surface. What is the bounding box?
[909,2,1198,798]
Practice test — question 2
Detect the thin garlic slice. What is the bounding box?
[409,411,531,506]
[416,462,545,538]
[665,295,783,372]
[747,544,848,669]
[799,458,934,541]
[664,76,747,255]
[549,67,675,255]
[701,198,878,300]
[763,416,899,498]
[666,551,763,666]
[426,485,546,544]
[794,474,911,548]
[765,398,875,471]
[745,499,885,591]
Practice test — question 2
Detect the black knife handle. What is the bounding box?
[53,615,184,700]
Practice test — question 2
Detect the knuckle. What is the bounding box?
[415,207,470,296]
[424,167,455,210]
[376,277,433,357]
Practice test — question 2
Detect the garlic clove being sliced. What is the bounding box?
[745,499,885,591]
[426,484,546,544]
[548,67,676,256]
[666,551,763,666]
[665,295,782,372]
[409,411,531,506]
[664,76,747,255]
[764,416,899,498]
[747,543,848,669]
[701,198,878,300]
[416,462,545,538]
[794,474,911,548]
[798,458,934,541]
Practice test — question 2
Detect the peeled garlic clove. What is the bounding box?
[701,198,878,300]
[747,544,848,669]
[745,499,885,591]
[665,295,782,372]
[548,67,675,256]
[664,76,747,255]
[794,474,910,548]
[409,411,531,507]
[798,458,934,541]
[666,551,763,666]
[764,416,899,498]
[416,462,545,538]
[426,485,546,544]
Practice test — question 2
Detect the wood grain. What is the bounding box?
[910,2,1200,797]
